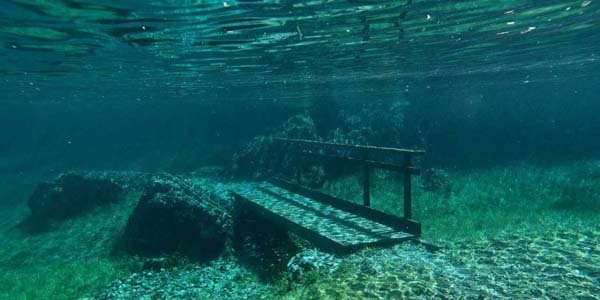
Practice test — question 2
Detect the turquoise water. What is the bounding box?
[1,1,599,299]
[2,0,600,171]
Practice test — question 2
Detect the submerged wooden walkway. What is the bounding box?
[232,138,425,253]
[233,180,419,253]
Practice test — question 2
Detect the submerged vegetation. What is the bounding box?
[0,160,598,299]
[323,160,600,242]
[0,188,140,300]
[2,0,600,299]
[286,226,599,299]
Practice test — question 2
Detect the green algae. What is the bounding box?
[0,186,141,300]
[286,225,599,299]
[0,160,598,299]
[321,160,600,243]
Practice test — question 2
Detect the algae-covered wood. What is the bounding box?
[232,182,414,252]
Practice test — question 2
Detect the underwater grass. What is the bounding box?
[0,160,598,299]
[321,160,600,242]
[283,220,600,300]
[0,185,141,300]
[287,161,600,299]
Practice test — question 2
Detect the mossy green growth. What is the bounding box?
[320,160,600,242]
[284,222,600,299]
[1,160,599,299]
[285,158,600,299]
[0,186,142,300]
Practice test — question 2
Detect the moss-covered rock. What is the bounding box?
[287,249,340,284]
[27,172,123,221]
[119,175,232,261]
[231,114,326,187]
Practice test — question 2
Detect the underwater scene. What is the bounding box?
[1,0,599,299]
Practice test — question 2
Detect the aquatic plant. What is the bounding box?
[0,161,598,299]
[320,160,600,242]
[0,187,141,300]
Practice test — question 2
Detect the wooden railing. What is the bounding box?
[272,138,424,219]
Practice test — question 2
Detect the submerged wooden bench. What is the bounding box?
[232,138,425,253]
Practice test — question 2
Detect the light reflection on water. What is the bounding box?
[1,0,599,103]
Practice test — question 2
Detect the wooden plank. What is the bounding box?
[232,191,345,253]
[297,151,421,174]
[403,153,413,219]
[271,179,421,235]
[260,184,403,238]
[232,182,415,253]
[271,138,424,227]
[273,138,426,155]
[363,165,371,207]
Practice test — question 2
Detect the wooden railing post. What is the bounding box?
[363,164,371,207]
[296,165,302,185]
[361,149,371,207]
[273,138,424,219]
[403,153,412,219]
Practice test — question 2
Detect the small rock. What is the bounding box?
[287,249,340,283]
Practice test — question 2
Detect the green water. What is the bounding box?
[1,1,599,299]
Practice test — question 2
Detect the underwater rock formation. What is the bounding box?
[230,101,420,187]
[287,249,340,283]
[329,100,408,147]
[231,114,326,187]
[231,135,274,179]
[120,175,231,260]
[73,170,156,190]
[27,172,123,221]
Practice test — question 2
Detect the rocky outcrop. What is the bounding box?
[287,249,340,283]
[231,114,326,187]
[230,101,418,187]
[231,135,275,179]
[27,172,123,221]
[120,175,232,260]
[330,100,408,147]
[72,170,156,190]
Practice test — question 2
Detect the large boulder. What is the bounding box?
[28,172,123,221]
[330,100,408,147]
[231,114,326,187]
[120,176,232,260]
[231,135,274,179]
[73,170,156,190]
